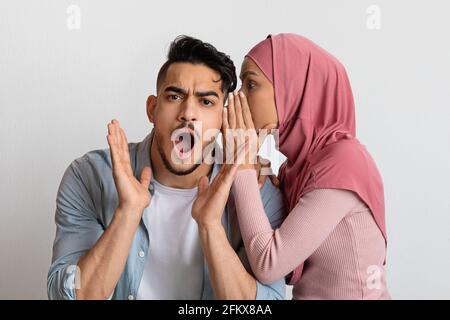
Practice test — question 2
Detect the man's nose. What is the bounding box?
[178,97,198,122]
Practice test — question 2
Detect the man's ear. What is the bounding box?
[146,95,157,124]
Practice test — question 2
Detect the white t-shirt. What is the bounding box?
[137,179,204,300]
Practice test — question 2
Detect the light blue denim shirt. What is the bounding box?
[47,131,287,300]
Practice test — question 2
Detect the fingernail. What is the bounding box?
[234,91,238,96]
[239,91,244,97]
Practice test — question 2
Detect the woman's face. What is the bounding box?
[239,57,278,131]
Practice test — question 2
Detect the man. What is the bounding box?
[47,36,286,300]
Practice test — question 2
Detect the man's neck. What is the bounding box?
[149,138,213,189]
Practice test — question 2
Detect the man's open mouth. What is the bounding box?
[172,128,197,161]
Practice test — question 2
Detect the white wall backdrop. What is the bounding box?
[1,0,449,299]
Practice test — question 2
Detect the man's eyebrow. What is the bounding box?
[164,86,188,95]
[239,70,258,80]
[195,90,219,99]
[164,86,218,98]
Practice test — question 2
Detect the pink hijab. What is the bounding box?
[247,34,387,285]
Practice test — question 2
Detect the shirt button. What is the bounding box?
[138,250,145,258]
[149,183,155,195]
[128,294,134,300]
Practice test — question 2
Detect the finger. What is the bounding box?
[107,122,114,137]
[118,127,132,170]
[111,119,121,150]
[221,163,239,186]
[140,166,152,189]
[215,163,228,179]
[197,176,209,197]
[261,163,272,175]
[107,124,114,149]
[111,120,126,167]
[227,92,236,129]
[119,127,129,151]
[116,120,125,151]
[239,91,255,129]
[258,174,268,189]
[260,164,274,177]
[111,119,120,135]
[234,139,249,165]
[222,108,234,163]
[108,121,117,146]
[107,133,117,159]
[222,107,229,131]
[234,91,244,129]
[107,123,120,166]
[255,155,262,172]
[259,156,271,167]
[270,175,280,187]
[222,107,229,145]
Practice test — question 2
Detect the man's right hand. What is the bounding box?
[107,119,152,218]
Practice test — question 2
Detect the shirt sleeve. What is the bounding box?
[47,156,104,300]
[232,169,360,284]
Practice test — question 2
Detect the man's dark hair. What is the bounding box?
[156,35,237,95]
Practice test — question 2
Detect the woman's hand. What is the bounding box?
[256,156,280,188]
[223,91,279,188]
[107,119,152,217]
[222,91,259,171]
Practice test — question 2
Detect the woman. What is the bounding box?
[224,33,390,299]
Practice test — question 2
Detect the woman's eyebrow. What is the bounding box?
[240,70,258,80]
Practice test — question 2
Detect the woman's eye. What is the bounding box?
[247,80,256,90]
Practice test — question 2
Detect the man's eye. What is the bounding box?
[169,95,182,101]
[201,99,213,107]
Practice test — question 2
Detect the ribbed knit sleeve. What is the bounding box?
[232,169,360,284]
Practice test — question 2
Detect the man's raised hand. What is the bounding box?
[107,119,152,216]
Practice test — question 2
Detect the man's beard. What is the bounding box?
[155,131,201,176]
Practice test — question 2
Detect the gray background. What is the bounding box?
[1,0,449,299]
